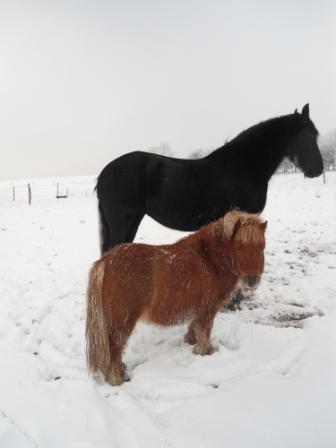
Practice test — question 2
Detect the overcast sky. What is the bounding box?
[0,0,335,180]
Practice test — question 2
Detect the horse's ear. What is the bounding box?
[302,103,310,118]
[259,221,267,232]
[294,108,298,115]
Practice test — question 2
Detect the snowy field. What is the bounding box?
[0,172,335,448]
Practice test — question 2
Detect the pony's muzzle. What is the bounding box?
[242,276,260,290]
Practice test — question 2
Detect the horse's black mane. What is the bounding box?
[210,114,299,156]
[232,115,294,141]
[206,111,319,162]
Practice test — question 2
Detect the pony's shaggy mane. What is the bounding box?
[222,210,265,244]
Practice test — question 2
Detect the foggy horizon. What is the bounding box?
[0,0,335,181]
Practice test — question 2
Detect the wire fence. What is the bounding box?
[0,168,333,206]
[0,176,97,205]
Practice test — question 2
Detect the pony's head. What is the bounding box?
[287,104,323,178]
[222,211,267,290]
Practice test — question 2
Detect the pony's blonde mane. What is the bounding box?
[222,210,265,244]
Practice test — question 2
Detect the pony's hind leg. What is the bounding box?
[106,343,128,386]
[105,313,141,386]
[188,313,216,356]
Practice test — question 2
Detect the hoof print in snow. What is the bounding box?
[271,309,324,328]
[300,247,318,258]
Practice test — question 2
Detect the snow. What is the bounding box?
[0,172,335,447]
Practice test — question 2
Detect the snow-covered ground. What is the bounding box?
[0,172,335,448]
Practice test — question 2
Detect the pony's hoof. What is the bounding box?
[193,345,215,356]
[107,376,124,386]
[123,372,131,382]
[106,369,129,386]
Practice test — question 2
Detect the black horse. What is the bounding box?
[96,104,323,254]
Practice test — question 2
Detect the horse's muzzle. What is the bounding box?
[242,276,260,290]
[304,166,323,178]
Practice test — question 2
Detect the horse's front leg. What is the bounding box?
[188,312,217,356]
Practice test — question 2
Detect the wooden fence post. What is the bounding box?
[28,183,32,205]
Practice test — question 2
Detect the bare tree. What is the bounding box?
[189,148,209,159]
[148,142,174,157]
[319,130,336,170]
[278,158,295,173]
[320,143,336,170]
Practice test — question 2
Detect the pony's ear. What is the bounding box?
[259,221,267,232]
[302,103,310,118]
[211,219,225,240]
[294,108,298,115]
[231,220,241,238]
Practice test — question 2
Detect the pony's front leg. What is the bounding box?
[184,320,197,345]
[190,313,216,356]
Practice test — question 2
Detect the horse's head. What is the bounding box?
[222,211,267,290]
[287,104,323,178]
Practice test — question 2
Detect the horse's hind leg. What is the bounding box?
[103,209,144,253]
[125,213,145,243]
[188,313,216,356]
[98,205,128,254]
[98,204,110,255]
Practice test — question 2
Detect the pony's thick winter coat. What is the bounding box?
[86,210,267,385]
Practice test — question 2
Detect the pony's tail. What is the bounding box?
[86,260,111,378]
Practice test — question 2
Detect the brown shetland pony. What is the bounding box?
[86,210,267,385]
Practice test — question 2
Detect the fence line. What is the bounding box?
[0,178,96,205]
[0,170,334,205]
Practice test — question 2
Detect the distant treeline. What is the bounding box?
[150,130,336,172]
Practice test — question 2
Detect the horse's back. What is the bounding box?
[96,151,165,208]
[97,151,148,192]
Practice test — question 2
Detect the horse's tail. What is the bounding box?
[98,203,109,256]
[86,259,111,377]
